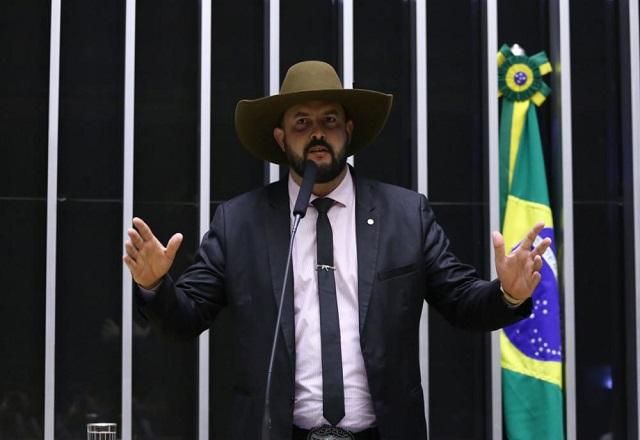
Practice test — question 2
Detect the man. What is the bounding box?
[123,61,548,440]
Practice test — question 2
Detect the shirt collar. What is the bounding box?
[287,166,354,211]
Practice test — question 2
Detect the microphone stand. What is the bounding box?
[261,161,317,440]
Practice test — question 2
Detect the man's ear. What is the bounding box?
[273,127,285,151]
[345,120,354,144]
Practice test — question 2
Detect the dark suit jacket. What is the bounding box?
[139,174,531,440]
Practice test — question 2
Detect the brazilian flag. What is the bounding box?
[497,44,564,439]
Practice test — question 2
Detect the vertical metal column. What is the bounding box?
[44,0,62,438]
[199,1,212,439]
[414,0,429,433]
[549,1,576,438]
[341,0,353,90]
[342,0,354,167]
[628,0,640,437]
[481,0,501,437]
[268,0,280,183]
[121,0,136,437]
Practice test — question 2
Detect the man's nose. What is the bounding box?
[310,122,326,140]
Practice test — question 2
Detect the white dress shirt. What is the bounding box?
[288,169,376,431]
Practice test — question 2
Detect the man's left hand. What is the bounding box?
[492,222,551,302]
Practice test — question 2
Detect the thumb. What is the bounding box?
[165,233,183,260]
[492,231,506,264]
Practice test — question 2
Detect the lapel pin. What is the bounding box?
[367,218,375,225]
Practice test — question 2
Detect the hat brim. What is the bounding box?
[235,89,393,165]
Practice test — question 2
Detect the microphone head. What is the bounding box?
[302,160,318,180]
[292,160,318,218]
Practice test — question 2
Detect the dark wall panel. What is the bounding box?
[280,0,340,80]
[0,1,50,437]
[426,1,489,438]
[57,1,124,199]
[571,0,629,437]
[0,201,47,439]
[211,0,265,202]
[55,202,123,438]
[353,0,412,188]
[427,0,484,204]
[134,0,199,204]
[498,0,549,54]
[573,203,625,438]
[0,0,51,199]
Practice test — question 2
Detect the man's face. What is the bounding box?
[273,100,353,183]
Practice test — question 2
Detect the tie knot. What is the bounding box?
[312,198,335,215]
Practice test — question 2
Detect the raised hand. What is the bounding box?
[492,222,551,302]
[122,217,183,290]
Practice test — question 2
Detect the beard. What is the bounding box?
[284,137,349,183]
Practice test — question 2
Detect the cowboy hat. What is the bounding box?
[234,60,393,164]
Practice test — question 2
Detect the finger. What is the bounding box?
[530,270,542,289]
[125,241,139,259]
[521,222,545,251]
[492,231,506,264]
[165,233,183,260]
[532,254,543,272]
[133,217,154,242]
[532,237,551,257]
[123,254,138,272]
[127,228,144,249]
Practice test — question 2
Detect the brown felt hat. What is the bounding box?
[234,60,393,164]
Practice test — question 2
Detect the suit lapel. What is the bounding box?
[355,176,379,334]
[266,180,296,365]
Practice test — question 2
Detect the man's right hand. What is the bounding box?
[122,217,183,290]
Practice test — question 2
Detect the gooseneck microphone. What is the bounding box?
[261,160,318,440]
[292,161,318,217]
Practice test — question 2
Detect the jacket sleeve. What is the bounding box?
[135,203,228,339]
[419,194,531,331]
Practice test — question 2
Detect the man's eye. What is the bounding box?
[295,118,307,126]
[326,116,337,124]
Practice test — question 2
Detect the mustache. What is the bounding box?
[304,139,333,155]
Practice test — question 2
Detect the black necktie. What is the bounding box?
[312,197,345,426]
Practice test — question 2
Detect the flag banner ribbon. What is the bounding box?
[498,44,565,439]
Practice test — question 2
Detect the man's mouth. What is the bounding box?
[308,145,330,154]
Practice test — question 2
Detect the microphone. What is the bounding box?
[262,160,317,440]
[292,161,318,217]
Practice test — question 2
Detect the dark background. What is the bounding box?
[1,0,636,439]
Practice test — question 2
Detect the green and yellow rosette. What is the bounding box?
[497,44,552,106]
